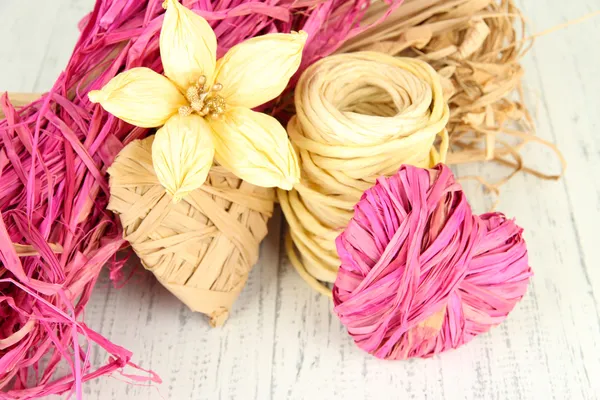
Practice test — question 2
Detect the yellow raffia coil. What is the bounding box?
[278,52,449,295]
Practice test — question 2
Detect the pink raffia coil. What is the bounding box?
[0,0,401,398]
[333,164,531,360]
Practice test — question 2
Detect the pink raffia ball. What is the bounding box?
[333,164,532,360]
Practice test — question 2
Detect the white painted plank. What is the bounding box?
[515,0,600,397]
[0,0,84,93]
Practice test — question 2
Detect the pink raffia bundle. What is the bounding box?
[333,164,531,360]
[0,0,399,398]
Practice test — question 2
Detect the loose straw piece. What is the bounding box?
[107,137,273,327]
[340,0,567,190]
[278,52,449,295]
[13,243,63,256]
[0,93,43,119]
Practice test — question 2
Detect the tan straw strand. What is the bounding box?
[107,136,274,326]
[278,52,449,295]
[340,0,568,189]
[0,92,44,119]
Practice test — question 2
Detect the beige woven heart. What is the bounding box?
[107,136,274,326]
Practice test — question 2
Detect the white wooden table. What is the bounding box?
[1,1,599,399]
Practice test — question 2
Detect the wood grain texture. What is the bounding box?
[0,0,599,399]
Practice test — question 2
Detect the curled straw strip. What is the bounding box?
[278,53,449,295]
[0,0,400,397]
[340,0,567,193]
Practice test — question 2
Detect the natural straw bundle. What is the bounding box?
[340,0,566,190]
[107,137,273,327]
[278,52,449,295]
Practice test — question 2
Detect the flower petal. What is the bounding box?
[89,67,185,128]
[161,0,217,90]
[210,107,300,190]
[152,114,215,202]
[215,31,307,109]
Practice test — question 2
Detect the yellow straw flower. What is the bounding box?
[89,0,305,201]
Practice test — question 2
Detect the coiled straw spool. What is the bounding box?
[107,136,273,326]
[278,52,450,295]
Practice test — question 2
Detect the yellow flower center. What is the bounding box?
[179,75,226,119]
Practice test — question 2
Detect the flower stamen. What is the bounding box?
[179,106,193,117]
[179,75,226,118]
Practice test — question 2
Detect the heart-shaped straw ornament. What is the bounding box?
[107,137,273,326]
[334,164,532,359]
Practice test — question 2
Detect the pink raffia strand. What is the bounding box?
[333,164,532,360]
[0,0,402,398]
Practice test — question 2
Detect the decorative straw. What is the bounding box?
[107,137,274,327]
[334,164,532,359]
[339,0,566,193]
[278,52,448,295]
[0,0,400,397]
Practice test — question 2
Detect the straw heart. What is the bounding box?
[106,136,274,327]
[89,0,305,202]
[333,164,532,359]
